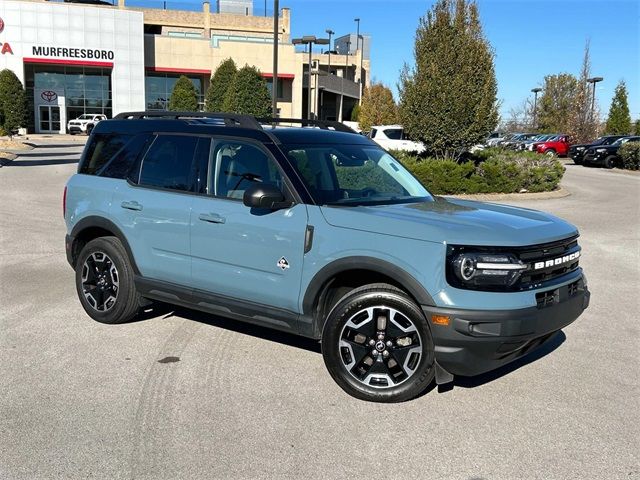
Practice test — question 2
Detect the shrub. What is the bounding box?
[206,58,237,112]
[168,75,198,111]
[0,69,27,132]
[394,149,564,195]
[619,142,640,170]
[223,66,271,116]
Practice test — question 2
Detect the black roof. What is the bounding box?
[267,127,373,145]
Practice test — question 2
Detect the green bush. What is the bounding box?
[168,75,198,111]
[0,69,27,132]
[619,142,640,170]
[393,149,564,195]
[206,58,237,112]
[223,66,271,116]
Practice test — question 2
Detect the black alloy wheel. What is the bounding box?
[322,283,435,402]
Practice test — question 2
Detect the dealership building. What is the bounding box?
[0,0,370,134]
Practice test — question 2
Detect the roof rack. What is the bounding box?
[113,111,262,130]
[257,117,357,134]
[113,112,358,134]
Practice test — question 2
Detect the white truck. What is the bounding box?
[67,114,106,135]
[369,125,425,153]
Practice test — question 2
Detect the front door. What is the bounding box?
[190,139,308,314]
[38,106,61,133]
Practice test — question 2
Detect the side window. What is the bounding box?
[192,137,212,194]
[79,134,131,175]
[100,134,152,179]
[139,135,198,191]
[210,141,282,199]
[383,129,403,140]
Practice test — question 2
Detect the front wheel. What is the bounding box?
[603,155,618,169]
[321,284,435,402]
[75,236,141,324]
[545,149,557,158]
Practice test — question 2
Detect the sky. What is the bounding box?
[280,0,639,122]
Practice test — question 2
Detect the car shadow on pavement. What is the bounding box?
[446,330,566,390]
[15,151,80,157]
[136,303,322,354]
[8,158,79,166]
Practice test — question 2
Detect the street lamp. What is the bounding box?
[325,29,334,72]
[272,0,279,117]
[531,87,542,129]
[587,76,604,118]
[292,35,330,120]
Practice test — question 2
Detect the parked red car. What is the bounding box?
[533,135,572,157]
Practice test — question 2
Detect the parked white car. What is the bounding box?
[67,114,107,135]
[369,125,426,153]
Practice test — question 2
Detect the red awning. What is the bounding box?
[261,73,295,79]
[146,67,211,75]
[24,57,113,68]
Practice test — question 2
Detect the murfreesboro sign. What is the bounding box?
[31,46,115,61]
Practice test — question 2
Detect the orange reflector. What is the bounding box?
[431,315,450,326]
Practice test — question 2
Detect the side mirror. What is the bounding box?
[243,183,289,210]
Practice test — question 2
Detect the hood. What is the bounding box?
[320,197,578,247]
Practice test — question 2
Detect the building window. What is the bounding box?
[145,73,205,111]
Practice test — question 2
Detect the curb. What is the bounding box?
[446,187,570,202]
[0,152,17,167]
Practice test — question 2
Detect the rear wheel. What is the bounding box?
[75,236,141,324]
[545,149,557,158]
[321,284,435,402]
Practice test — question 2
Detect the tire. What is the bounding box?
[573,158,582,165]
[75,236,141,324]
[545,149,557,158]
[603,155,617,169]
[321,283,435,402]
[86,125,93,136]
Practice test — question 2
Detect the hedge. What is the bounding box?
[618,142,640,170]
[391,149,565,195]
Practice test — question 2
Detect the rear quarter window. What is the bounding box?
[79,134,131,175]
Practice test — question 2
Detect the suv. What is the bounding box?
[64,112,590,402]
[67,114,107,135]
[369,125,425,153]
[569,135,626,165]
[583,136,640,168]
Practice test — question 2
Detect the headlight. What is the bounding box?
[596,148,607,153]
[576,146,585,151]
[449,252,526,289]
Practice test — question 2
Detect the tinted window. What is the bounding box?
[100,134,152,179]
[79,134,131,175]
[210,141,282,199]
[139,135,198,191]
[384,128,403,140]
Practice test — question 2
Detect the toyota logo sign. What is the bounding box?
[41,91,58,103]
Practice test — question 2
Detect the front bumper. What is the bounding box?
[583,153,606,165]
[422,277,590,377]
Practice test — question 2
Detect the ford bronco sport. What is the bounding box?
[64,112,590,402]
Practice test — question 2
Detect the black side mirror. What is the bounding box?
[243,183,290,210]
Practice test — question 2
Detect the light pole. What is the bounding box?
[587,76,603,119]
[292,35,330,120]
[354,18,360,83]
[531,87,542,129]
[325,29,334,73]
[345,39,351,81]
[272,0,279,117]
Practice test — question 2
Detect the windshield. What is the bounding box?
[78,114,93,119]
[612,138,628,146]
[283,143,432,206]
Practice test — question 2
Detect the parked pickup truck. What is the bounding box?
[369,125,426,153]
[583,136,640,168]
[569,135,626,165]
[534,134,571,157]
[67,114,106,135]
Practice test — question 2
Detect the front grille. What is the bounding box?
[515,236,580,289]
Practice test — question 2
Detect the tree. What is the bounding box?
[537,73,578,134]
[206,58,237,112]
[358,83,398,132]
[605,80,632,134]
[568,41,600,143]
[634,119,640,136]
[168,75,198,111]
[222,65,271,116]
[399,0,498,159]
[0,69,27,133]
[502,98,534,132]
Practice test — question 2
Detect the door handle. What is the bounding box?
[121,200,143,211]
[199,212,226,224]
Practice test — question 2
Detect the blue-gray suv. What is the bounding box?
[64,112,590,402]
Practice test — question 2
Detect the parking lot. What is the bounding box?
[1,139,638,479]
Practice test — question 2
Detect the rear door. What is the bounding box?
[190,138,308,313]
[111,134,203,286]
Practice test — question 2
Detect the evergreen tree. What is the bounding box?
[206,58,237,112]
[399,0,498,159]
[634,119,640,136]
[537,73,578,134]
[0,69,27,133]
[222,66,271,116]
[358,83,398,132]
[569,41,600,142]
[168,76,198,111]
[605,80,632,134]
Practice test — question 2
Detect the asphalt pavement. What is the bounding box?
[1,140,638,479]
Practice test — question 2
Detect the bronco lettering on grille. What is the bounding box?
[533,251,580,270]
